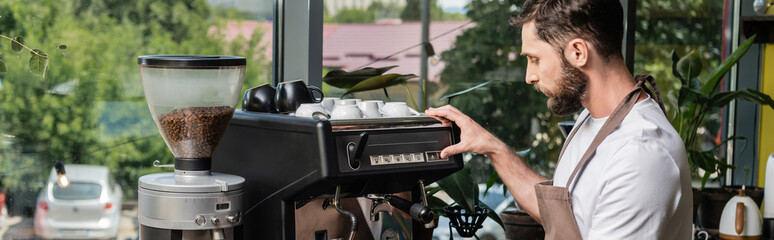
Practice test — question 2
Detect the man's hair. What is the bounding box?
[510,0,624,61]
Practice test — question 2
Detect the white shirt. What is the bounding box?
[552,97,692,239]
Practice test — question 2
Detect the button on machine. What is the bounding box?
[368,151,448,166]
[195,215,206,226]
[426,151,445,162]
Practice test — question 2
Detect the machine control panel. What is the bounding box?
[369,151,447,166]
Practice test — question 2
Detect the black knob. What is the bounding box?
[346,132,369,170]
[388,196,434,224]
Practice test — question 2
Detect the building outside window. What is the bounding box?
[0,0,759,239]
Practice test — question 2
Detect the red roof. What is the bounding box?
[222,21,474,82]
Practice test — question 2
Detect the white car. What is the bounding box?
[0,190,7,227]
[433,184,516,240]
[34,164,122,239]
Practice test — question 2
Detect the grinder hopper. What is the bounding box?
[137,55,248,240]
[138,55,246,171]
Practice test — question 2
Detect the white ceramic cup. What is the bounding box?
[321,97,340,112]
[358,100,384,111]
[335,99,359,108]
[358,101,382,118]
[295,103,328,118]
[331,105,363,119]
[380,102,418,117]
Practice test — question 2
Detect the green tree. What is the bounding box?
[633,0,727,182]
[368,2,403,20]
[437,0,727,182]
[401,0,466,22]
[334,8,375,23]
[435,0,565,179]
[0,0,270,206]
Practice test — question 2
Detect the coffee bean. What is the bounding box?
[158,106,234,158]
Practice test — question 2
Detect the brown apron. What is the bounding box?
[534,75,667,240]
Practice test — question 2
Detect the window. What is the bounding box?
[634,0,728,185]
[0,0,272,238]
[0,0,751,239]
[52,183,102,201]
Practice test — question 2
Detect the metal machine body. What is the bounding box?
[212,111,463,239]
[138,171,245,239]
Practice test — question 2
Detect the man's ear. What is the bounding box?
[565,39,589,67]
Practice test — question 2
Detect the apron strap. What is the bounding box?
[555,112,590,166]
[635,74,667,116]
[553,75,663,167]
[563,76,650,188]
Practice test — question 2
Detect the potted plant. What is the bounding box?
[322,65,421,110]
[425,165,507,240]
[437,85,544,240]
[668,35,774,229]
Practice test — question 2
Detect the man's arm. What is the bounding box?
[425,105,547,221]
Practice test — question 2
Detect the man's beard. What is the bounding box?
[542,58,589,116]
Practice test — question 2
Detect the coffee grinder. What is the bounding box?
[137,55,247,240]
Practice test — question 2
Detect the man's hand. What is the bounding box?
[426,105,545,220]
[425,105,508,159]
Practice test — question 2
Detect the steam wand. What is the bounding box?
[332,185,358,240]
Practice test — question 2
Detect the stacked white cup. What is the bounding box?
[294,103,329,118]
[320,97,339,113]
[380,102,420,117]
[358,100,384,118]
[307,98,421,119]
[331,99,363,119]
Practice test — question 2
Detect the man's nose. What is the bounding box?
[525,66,538,84]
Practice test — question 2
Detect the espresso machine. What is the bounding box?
[137,55,247,240]
[212,111,463,239]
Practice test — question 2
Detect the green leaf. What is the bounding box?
[341,73,417,96]
[689,78,702,90]
[322,65,398,89]
[0,60,6,73]
[701,171,711,189]
[344,65,397,76]
[57,45,67,50]
[711,136,747,153]
[678,86,707,107]
[478,201,504,229]
[671,50,685,86]
[323,75,374,89]
[700,35,756,95]
[29,49,49,76]
[676,50,703,79]
[425,186,442,196]
[484,171,499,197]
[383,88,392,102]
[427,195,449,216]
[401,82,420,111]
[440,79,497,101]
[11,36,24,52]
[30,49,47,56]
[709,89,774,110]
[436,165,478,212]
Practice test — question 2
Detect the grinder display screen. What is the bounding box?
[216,202,230,210]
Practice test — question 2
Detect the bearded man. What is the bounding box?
[425,0,692,239]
